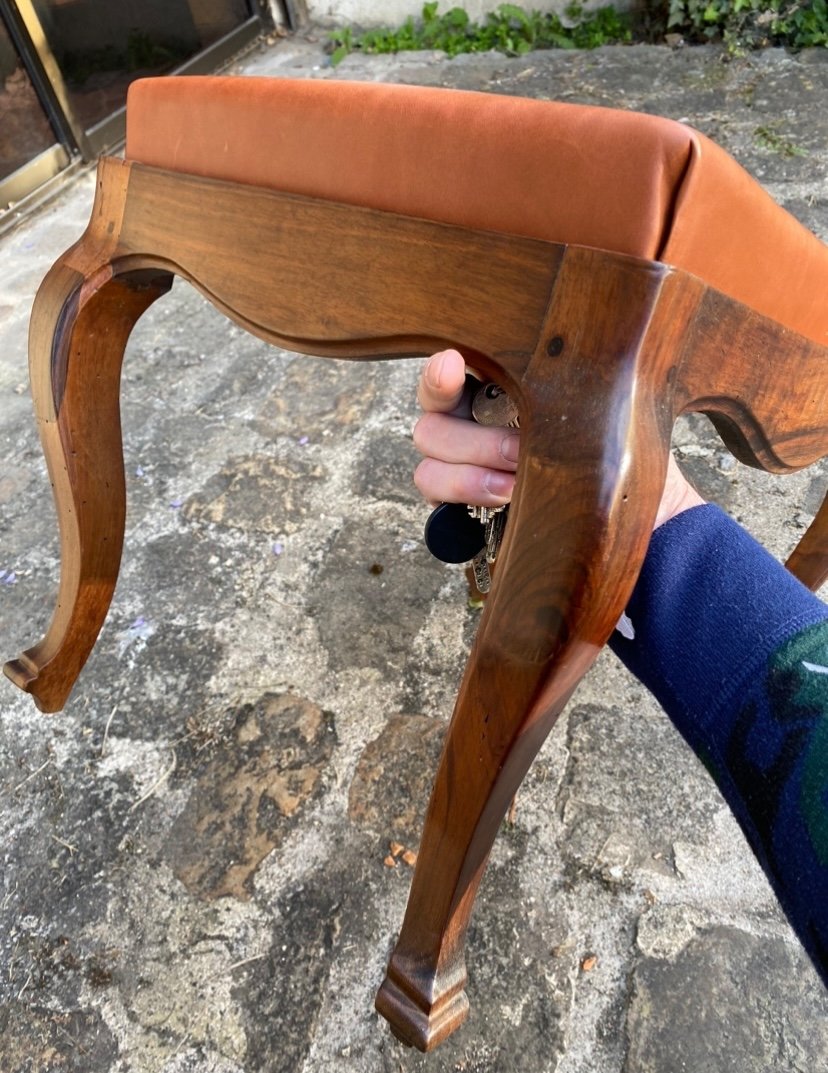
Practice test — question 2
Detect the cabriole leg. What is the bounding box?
[376,249,680,1050]
[3,262,172,712]
[375,413,668,1051]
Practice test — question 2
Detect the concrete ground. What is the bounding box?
[1,27,827,1073]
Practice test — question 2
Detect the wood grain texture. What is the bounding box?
[674,287,828,473]
[2,268,172,712]
[376,248,688,1048]
[121,163,562,378]
[3,162,172,711]
[786,490,828,591]
[4,156,828,1050]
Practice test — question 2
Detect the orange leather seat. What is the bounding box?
[126,76,828,346]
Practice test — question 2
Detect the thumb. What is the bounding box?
[417,349,468,414]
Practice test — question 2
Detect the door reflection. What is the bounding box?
[0,13,56,181]
[31,0,252,132]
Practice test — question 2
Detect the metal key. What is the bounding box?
[472,382,519,429]
[471,514,503,593]
[468,382,519,592]
[471,512,505,593]
[484,506,507,562]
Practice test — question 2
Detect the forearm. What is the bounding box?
[609,504,828,985]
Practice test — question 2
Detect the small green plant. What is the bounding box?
[754,123,808,156]
[665,0,828,50]
[328,2,631,66]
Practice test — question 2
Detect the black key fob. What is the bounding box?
[424,502,486,564]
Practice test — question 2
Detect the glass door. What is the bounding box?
[0,8,69,209]
[29,0,262,153]
[1,0,270,214]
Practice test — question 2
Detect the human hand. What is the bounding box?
[413,349,704,529]
[653,453,706,528]
[413,349,519,510]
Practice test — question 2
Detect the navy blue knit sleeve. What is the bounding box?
[609,503,828,986]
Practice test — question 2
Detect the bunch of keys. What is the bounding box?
[424,380,519,593]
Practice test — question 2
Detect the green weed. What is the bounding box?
[754,123,808,156]
[328,2,631,66]
[328,1,828,64]
[665,0,828,50]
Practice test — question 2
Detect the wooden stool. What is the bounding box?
[4,78,828,1051]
